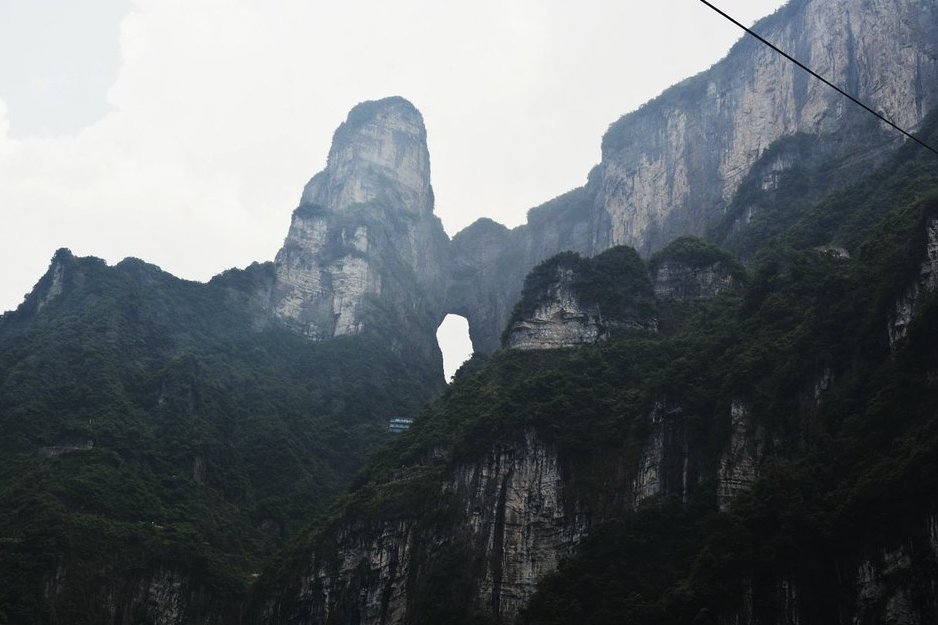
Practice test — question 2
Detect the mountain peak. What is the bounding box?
[340,96,422,133]
[272,97,449,344]
[300,96,433,216]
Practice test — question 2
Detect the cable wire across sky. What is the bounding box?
[698,0,938,157]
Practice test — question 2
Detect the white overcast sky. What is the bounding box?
[0,0,787,377]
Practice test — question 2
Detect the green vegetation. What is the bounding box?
[502,246,656,345]
[711,109,938,259]
[516,117,938,623]
[0,253,441,623]
[255,111,938,623]
[649,236,747,281]
[7,84,938,625]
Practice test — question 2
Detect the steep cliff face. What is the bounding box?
[43,565,238,625]
[447,218,516,352]
[503,246,658,350]
[632,401,695,507]
[300,98,434,219]
[717,401,763,512]
[256,141,938,624]
[7,2,938,623]
[501,239,743,350]
[448,189,596,353]
[715,522,938,625]
[271,97,449,356]
[258,431,591,624]
[850,543,935,625]
[450,0,938,353]
[890,215,938,345]
[255,384,767,624]
[650,236,746,301]
[593,0,938,254]
[653,261,741,301]
[504,266,607,350]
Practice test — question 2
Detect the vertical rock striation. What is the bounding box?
[718,401,763,511]
[632,402,694,506]
[890,216,938,345]
[592,0,938,254]
[448,189,598,354]
[42,565,237,625]
[449,0,938,353]
[502,247,658,350]
[271,97,450,358]
[649,236,746,301]
[257,392,734,625]
[299,97,434,219]
[261,431,590,625]
[503,265,608,350]
[263,0,938,357]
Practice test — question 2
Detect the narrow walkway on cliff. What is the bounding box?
[438,314,473,382]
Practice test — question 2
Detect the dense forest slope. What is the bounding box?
[250,112,938,624]
[0,252,441,624]
[0,96,456,625]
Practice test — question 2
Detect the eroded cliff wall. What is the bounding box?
[271,97,450,359]
[451,0,938,353]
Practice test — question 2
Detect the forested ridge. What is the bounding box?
[251,110,938,624]
[0,252,441,623]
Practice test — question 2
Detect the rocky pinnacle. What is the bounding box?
[271,97,449,351]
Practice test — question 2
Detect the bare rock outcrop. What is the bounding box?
[270,97,450,357]
[450,0,938,353]
[650,236,746,301]
[502,247,657,350]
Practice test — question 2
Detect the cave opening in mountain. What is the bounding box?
[436,314,473,382]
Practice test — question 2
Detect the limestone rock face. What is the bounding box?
[890,216,938,345]
[447,218,516,352]
[449,0,938,353]
[271,97,449,353]
[19,248,82,315]
[591,0,938,254]
[447,189,596,354]
[504,266,606,350]
[652,260,741,300]
[646,236,746,307]
[42,565,235,625]
[854,547,919,624]
[36,253,67,311]
[258,394,727,625]
[717,401,763,511]
[263,431,589,625]
[632,402,692,506]
[300,97,433,218]
[503,247,658,351]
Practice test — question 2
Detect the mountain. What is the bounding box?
[0,104,449,623]
[501,246,659,350]
[4,0,938,623]
[448,0,938,353]
[271,97,450,362]
[248,110,938,625]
